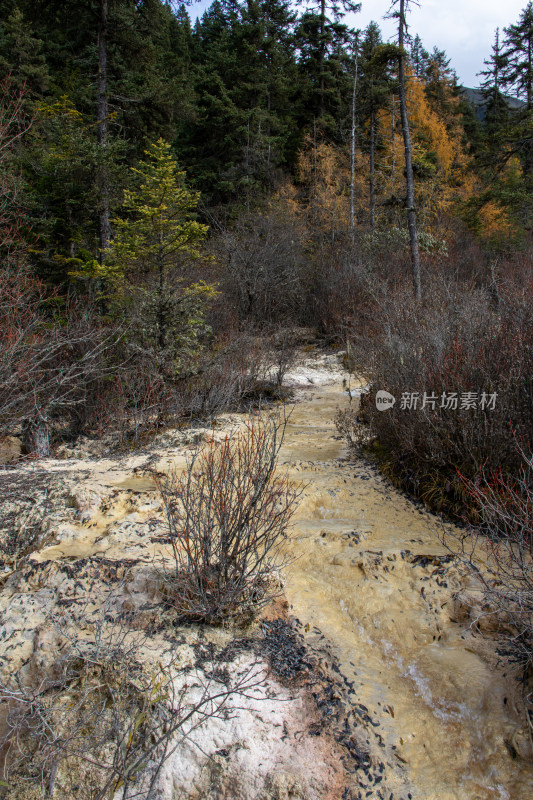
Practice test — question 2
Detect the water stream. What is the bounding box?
[279,381,533,800]
[25,372,533,798]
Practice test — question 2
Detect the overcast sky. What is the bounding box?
[189,0,529,87]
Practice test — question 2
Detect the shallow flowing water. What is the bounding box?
[278,381,533,800]
[22,370,533,799]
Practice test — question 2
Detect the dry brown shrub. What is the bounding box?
[441,442,533,743]
[156,414,301,623]
[338,272,533,514]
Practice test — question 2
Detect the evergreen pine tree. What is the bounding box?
[502,2,533,199]
[0,6,48,97]
[296,0,360,137]
[479,29,511,157]
[359,21,392,229]
[410,33,428,79]
[424,47,458,120]
[179,0,300,204]
[388,0,421,300]
[95,139,215,374]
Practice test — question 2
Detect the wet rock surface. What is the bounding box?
[0,353,532,799]
[282,378,533,800]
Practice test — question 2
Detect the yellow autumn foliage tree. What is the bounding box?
[288,134,368,239]
[371,70,476,234]
[281,72,478,244]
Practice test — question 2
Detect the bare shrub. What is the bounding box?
[338,272,533,514]
[267,328,300,389]
[74,330,292,450]
[0,267,123,456]
[308,222,486,340]
[308,234,400,337]
[0,604,262,799]
[156,414,301,623]
[460,444,533,667]
[86,362,171,449]
[212,206,307,327]
[167,330,299,423]
[173,333,272,419]
[441,442,533,741]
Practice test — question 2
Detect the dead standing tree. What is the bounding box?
[350,31,361,236]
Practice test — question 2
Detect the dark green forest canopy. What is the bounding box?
[1,0,532,282]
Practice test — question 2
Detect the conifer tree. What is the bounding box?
[410,33,428,79]
[5,0,197,280]
[181,0,299,203]
[503,2,533,202]
[0,7,48,97]
[503,3,533,109]
[424,47,458,120]
[389,0,421,300]
[297,0,360,134]
[479,29,511,158]
[98,139,216,374]
[359,22,391,229]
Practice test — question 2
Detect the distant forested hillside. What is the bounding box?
[460,86,525,120]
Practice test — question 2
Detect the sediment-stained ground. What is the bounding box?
[281,377,533,800]
[1,352,532,799]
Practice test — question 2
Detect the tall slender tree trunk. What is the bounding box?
[369,107,376,230]
[370,109,376,230]
[266,88,271,172]
[391,94,396,185]
[397,0,422,301]
[319,0,326,117]
[312,116,318,198]
[97,0,111,257]
[350,43,359,235]
[525,34,533,193]
[158,257,165,352]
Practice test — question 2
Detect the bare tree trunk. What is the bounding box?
[369,108,376,230]
[158,258,165,352]
[525,35,533,198]
[350,42,359,236]
[397,0,422,301]
[319,0,326,118]
[32,420,50,458]
[312,116,318,198]
[23,416,50,458]
[391,93,396,185]
[97,0,111,258]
